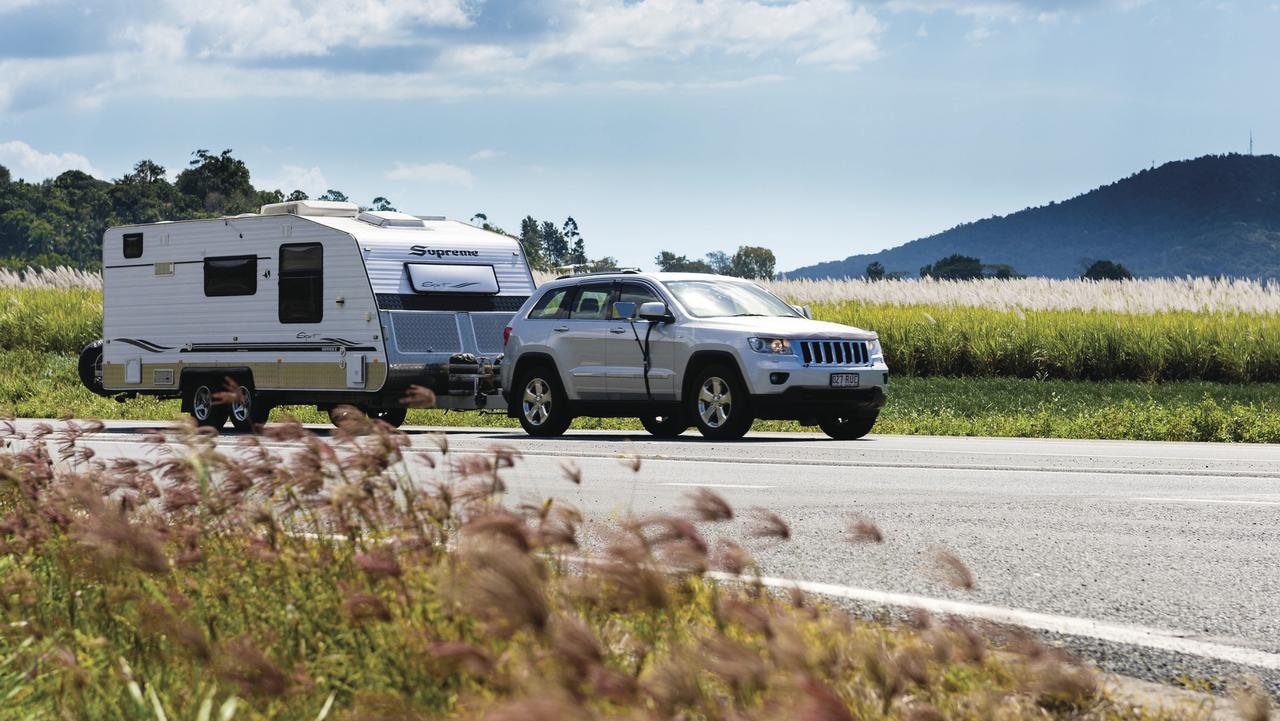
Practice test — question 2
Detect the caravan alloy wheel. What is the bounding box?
[188,382,229,429]
[229,385,259,432]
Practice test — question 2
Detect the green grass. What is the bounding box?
[814,302,1280,383]
[0,419,1210,720]
[5,350,1280,442]
[9,287,1280,383]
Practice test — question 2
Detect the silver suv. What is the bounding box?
[500,271,888,440]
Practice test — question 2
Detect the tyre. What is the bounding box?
[640,413,688,438]
[687,364,753,440]
[78,340,107,396]
[369,407,408,428]
[328,406,408,430]
[186,380,229,429]
[228,384,270,432]
[817,407,879,440]
[515,366,572,437]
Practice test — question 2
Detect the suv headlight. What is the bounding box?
[868,338,884,362]
[748,337,792,354]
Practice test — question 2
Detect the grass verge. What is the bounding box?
[0,418,1211,719]
[5,351,1280,442]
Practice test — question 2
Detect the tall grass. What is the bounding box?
[767,276,1280,314]
[0,417,1213,719]
[0,287,102,353]
[0,266,101,290]
[818,303,1280,383]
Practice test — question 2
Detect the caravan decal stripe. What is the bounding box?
[114,338,174,352]
[377,293,528,312]
[178,344,378,354]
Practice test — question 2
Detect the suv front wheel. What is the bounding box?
[688,364,753,440]
[516,367,573,437]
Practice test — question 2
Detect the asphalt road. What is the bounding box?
[7,420,1279,691]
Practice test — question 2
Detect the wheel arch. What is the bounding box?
[681,350,743,403]
[179,367,254,412]
[507,353,561,416]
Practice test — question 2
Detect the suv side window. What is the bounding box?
[611,282,661,319]
[570,283,614,320]
[528,286,575,319]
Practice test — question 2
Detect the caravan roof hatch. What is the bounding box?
[259,200,360,217]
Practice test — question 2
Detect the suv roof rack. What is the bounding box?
[555,268,642,280]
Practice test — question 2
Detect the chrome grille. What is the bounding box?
[798,340,869,366]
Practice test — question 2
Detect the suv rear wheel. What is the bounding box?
[639,413,688,438]
[517,367,573,437]
[818,407,879,440]
[688,364,753,440]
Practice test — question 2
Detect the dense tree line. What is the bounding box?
[0,149,613,272]
[653,246,776,279]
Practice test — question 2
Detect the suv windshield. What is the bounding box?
[663,279,799,319]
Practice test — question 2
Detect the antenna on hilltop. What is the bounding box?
[1249,130,1254,156]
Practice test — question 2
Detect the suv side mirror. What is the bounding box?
[638,301,672,322]
[612,301,637,320]
[791,304,812,319]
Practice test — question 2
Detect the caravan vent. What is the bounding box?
[357,211,426,229]
[259,200,359,217]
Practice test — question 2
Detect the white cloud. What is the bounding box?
[385,162,475,187]
[0,140,102,180]
[171,0,476,59]
[467,149,504,161]
[0,0,37,12]
[257,164,329,194]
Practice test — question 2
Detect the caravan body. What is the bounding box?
[94,201,533,426]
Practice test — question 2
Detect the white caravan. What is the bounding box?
[79,200,535,430]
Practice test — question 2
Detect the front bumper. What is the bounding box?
[743,358,889,421]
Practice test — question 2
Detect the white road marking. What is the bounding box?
[659,482,775,489]
[1131,497,1280,506]
[708,571,1280,672]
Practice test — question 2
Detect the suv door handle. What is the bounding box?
[553,325,569,332]
[609,327,628,334]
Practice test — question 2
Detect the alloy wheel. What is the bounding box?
[523,378,551,426]
[697,376,732,429]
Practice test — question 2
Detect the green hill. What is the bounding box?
[787,154,1280,279]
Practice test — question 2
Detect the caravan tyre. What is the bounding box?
[229,385,268,432]
[187,382,229,429]
[369,408,408,428]
[516,367,572,437]
[78,340,106,396]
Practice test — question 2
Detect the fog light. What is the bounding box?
[769,372,789,385]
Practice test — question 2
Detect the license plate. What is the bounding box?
[830,373,859,388]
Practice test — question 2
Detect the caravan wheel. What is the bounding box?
[187,382,229,429]
[229,385,269,432]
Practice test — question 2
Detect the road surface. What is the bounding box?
[6,420,1279,691]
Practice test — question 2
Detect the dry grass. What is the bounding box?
[0,266,101,290]
[0,416,1219,720]
[766,277,1280,314]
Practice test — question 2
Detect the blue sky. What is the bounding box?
[1,0,1277,271]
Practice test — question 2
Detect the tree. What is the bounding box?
[705,251,733,275]
[1082,259,1133,281]
[0,164,9,185]
[562,217,587,265]
[730,245,776,280]
[540,220,568,267]
[318,189,349,202]
[865,261,886,281]
[121,159,166,184]
[371,197,396,212]
[175,149,256,214]
[920,254,984,280]
[518,216,546,269]
[471,212,488,226]
[654,251,713,272]
[287,190,309,201]
[584,256,619,272]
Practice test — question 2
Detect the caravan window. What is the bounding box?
[279,243,323,324]
[123,233,143,259]
[204,255,257,297]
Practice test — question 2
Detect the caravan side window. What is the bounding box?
[204,255,257,297]
[279,243,323,323]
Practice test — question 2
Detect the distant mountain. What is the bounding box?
[786,154,1280,280]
